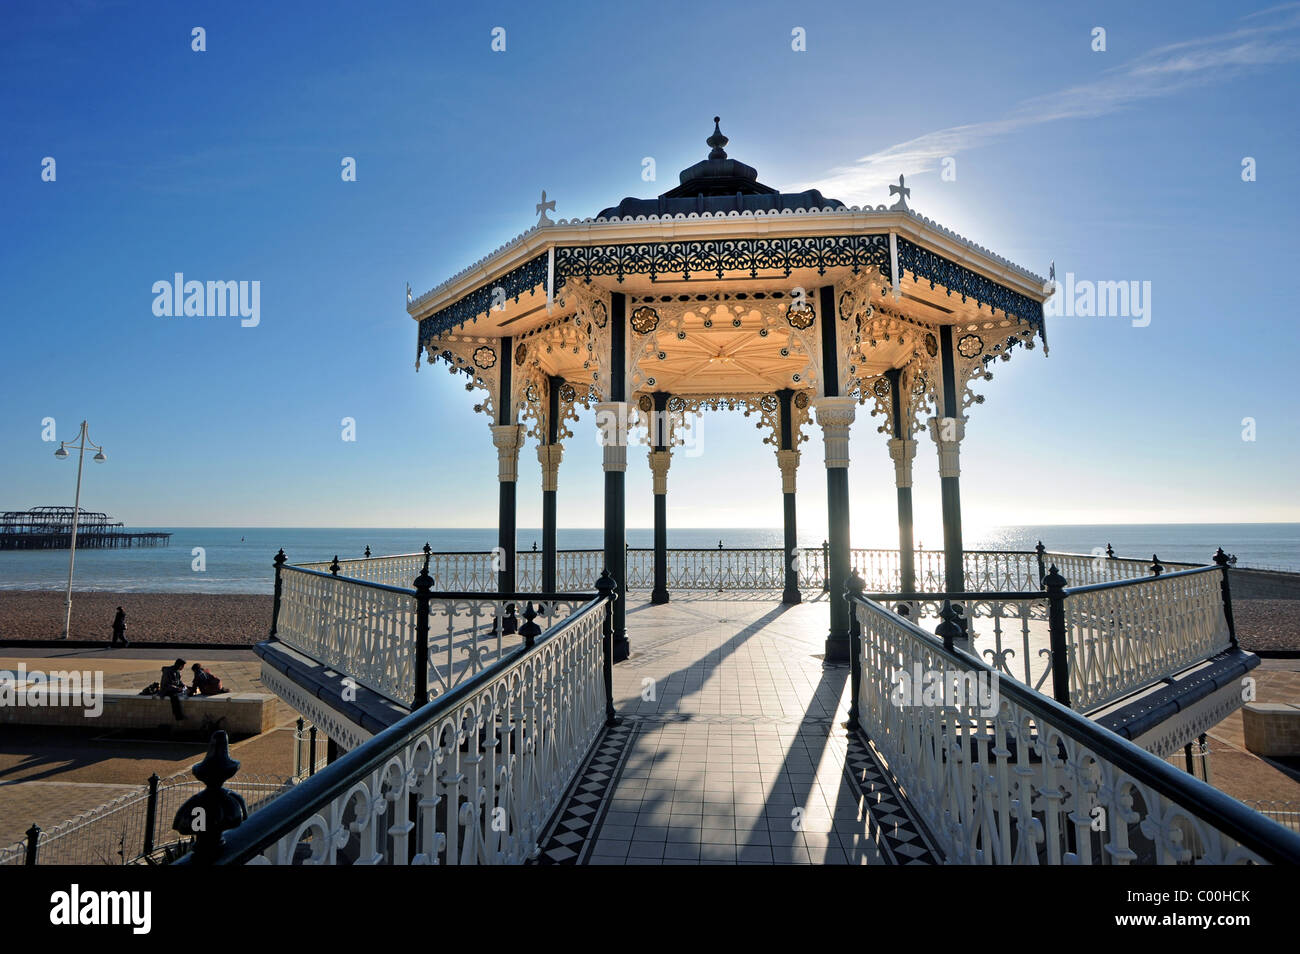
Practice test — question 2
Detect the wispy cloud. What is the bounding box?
[800,5,1300,204]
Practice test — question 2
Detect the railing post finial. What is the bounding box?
[1106,543,1115,559]
[935,600,962,652]
[595,569,621,726]
[271,549,288,638]
[1150,554,1163,577]
[24,824,40,866]
[845,570,866,728]
[1213,547,1238,648]
[1035,540,1047,586]
[1042,565,1071,707]
[364,545,371,558]
[520,602,541,648]
[413,560,433,708]
[329,555,340,576]
[172,730,248,864]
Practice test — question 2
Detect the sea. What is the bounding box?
[0,524,1297,595]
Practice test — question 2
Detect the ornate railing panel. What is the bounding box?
[869,593,1053,695]
[188,596,611,866]
[849,594,1300,865]
[277,567,419,702]
[277,566,592,704]
[1065,567,1233,712]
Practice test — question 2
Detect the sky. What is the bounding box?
[1,0,1298,543]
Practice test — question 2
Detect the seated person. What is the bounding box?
[188,663,228,696]
[159,658,187,719]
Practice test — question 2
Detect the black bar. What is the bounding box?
[1044,566,1071,707]
[143,772,160,856]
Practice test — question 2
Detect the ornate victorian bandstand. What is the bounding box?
[172,120,1299,869]
[410,119,1050,664]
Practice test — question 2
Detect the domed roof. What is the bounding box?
[598,118,844,218]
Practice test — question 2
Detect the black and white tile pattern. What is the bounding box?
[844,731,941,864]
[533,720,638,865]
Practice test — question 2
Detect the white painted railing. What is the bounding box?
[850,595,1298,864]
[1065,568,1233,712]
[195,596,610,865]
[276,565,589,705]
[298,546,1194,598]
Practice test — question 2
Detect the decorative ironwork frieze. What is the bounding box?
[896,237,1043,327]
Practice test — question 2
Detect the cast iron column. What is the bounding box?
[886,368,918,593]
[929,325,965,593]
[601,292,629,661]
[648,390,671,604]
[776,388,801,605]
[538,374,564,593]
[492,334,521,594]
[816,285,855,662]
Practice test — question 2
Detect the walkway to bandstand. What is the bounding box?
[533,592,938,865]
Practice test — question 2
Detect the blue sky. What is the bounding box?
[1,0,1298,542]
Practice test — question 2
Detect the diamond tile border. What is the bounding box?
[531,720,639,865]
[844,730,942,865]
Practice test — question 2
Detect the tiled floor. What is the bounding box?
[560,592,932,865]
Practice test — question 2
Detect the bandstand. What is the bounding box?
[193,120,1299,869]
[410,118,1049,664]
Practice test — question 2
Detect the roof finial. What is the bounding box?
[707,116,728,160]
[535,189,556,226]
[889,174,911,211]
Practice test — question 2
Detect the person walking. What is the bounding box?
[110,606,128,648]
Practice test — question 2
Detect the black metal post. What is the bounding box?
[542,374,562,594]
[822,539,830,592]
[937,325,965,595]
[270,548,287,637]
[1044,565,1071,707]
[819,287,853,662]
[497,334,517,595]
[326,739,339,765]
[1213,547,1238,648]
[596,571,620,726]
[777,388,801,605]
[605,293,629,661]
[413,554,433,708]
[24,824,40,866]
[846,571,865,729]
[329,555,340,576]
[1151,554,1163,577]
[651,390,670,605]
[1035,540,1046,587]
[143,772,161,856]
[308,725,318,775]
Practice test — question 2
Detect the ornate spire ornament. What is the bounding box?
[707,116,728,159]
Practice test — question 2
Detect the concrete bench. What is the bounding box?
[1243,702,1300,757]
[0,683,276,737]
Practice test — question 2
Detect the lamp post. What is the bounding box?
[54,420,106,639]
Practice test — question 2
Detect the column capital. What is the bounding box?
[595,401,629,472]
[537,441,564,493]
[927,416,965,479]
[887,437,918,489]
[647,449,672,495]
[813,396,856,469]
[776,448,800,494]
[491,423,524,482]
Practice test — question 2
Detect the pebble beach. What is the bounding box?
[0,591,272,645]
